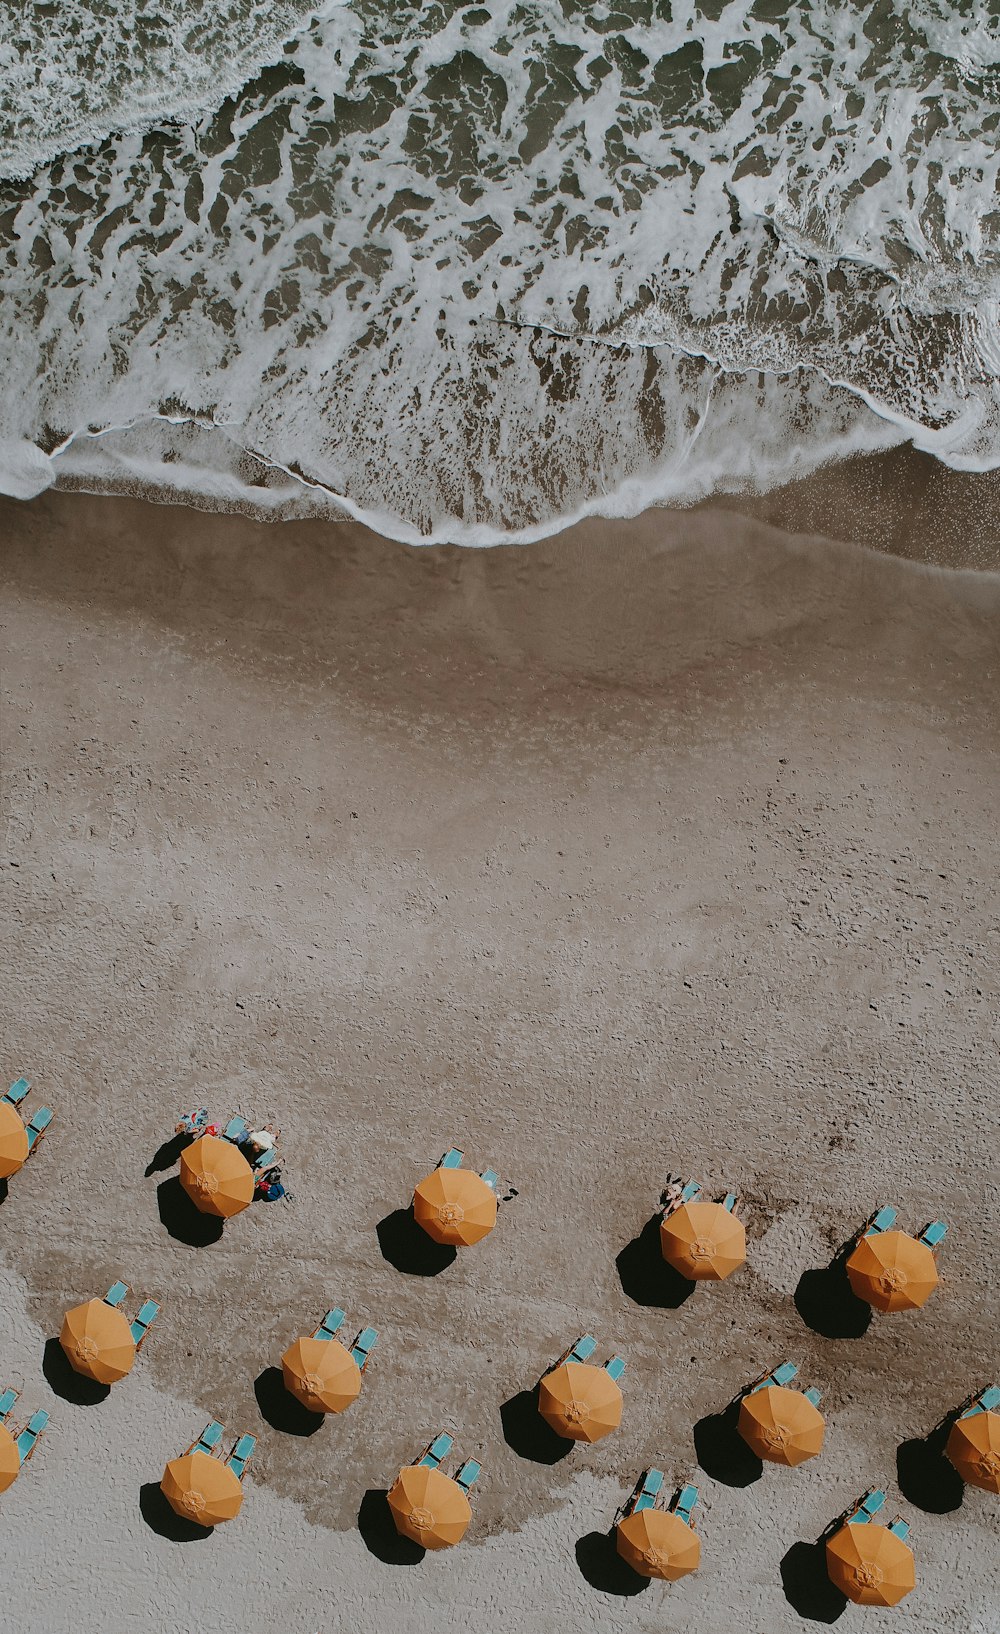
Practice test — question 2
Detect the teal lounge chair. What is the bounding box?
[227,1434,256,1479]
[770,1361,799,1388]
[313,1307,346,1341]
[680,1180,701,1203]
[223,1116,249,1144]
[0,1387,19,1420]
[864,1206,897,1236]
[252,1145,277,1172]
[350,1327,377,1371]
[960,1386,1000,1418]
[455,1458,481,1494]
[919,1220,947,1249]
[630,1468,665,1515]
[673,1484,698,1525]
[439,1147,463,1169]
[418,1432,453,1468]
[803,1386,823,1407]
[3,1078,30,1108]
[722,1192,737,1212]
[25,1107,53,1154]
[888,1518,910,1540]
[605,1356,626,1382]
[849,1489,886,1524]
[104,1281,129,1307]
[130,1300,160,1348]
[566,1335,597,1365]
[481,1168,499,1190]
[16,1410,48,1464]
[192,1420,224,1456]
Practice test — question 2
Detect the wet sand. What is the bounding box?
[1,488,998,1632]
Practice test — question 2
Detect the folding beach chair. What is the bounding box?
[0,1387,19,1421]
[418,1432,453,1468]
[130,1300,160,1349]
[803,1386,823,1407]
[104,1281,129,1308]
[24,1107,53,1154]
[455,1458,481,1494]
[439,1147,463,1169]
[565,1335,597,1365]
[722,1192,738,1212]
[191,1420,224,1456]
[16,1410,48,1465]
[2,1078,30,1108]
[863,1206,897,1237]
[848,1489,886,1524]
[604,1356,626,1382]
[630,1468,665,1515]
[888,1518,910,1540]
[222,1116,249,1145]
[350,1327,377,1371]
[673,1484,698,1525]
[680,1180,701,1203]
[481,1168,499,1190]
[919,1220,948,1249]
[959,1385,1000,1418]
[313,1307,346,1341]
[226,1434,257,1479]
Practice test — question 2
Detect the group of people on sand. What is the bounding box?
[175,1108,287,1200]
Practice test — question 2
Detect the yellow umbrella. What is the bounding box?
[826,1522,915,1606]
[281,1336,362,1414]
[946,1411,1000,1493]
[538,1361,623,1443]
[738,1386,825,1466]
[0,1424,21,1493]
[161,1451,243,1526]
[0,1101,28,1180]
[413,1167,497,1246]
[660,1201,746,1281]
[616,1508,701,1580]
[388,1464,472,1549]
[846,1231,938,1312]
[179,1135,254,1219]
[60,1299,135,1385]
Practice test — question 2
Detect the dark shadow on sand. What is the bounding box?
[0,1178,8,1207]
[616,1214,696,1309]
[376,1207,456,1277]
[897,1424,964,1513]
[794,1257,872,1340]
[780,1540,848,1622]
[576,1528,649,1596]
[42,1335,111,1406]
[139,1480,213,1543]
[254,1366,324,1438]
[694,1401,764,1487]
[357,1488,425,1565]
[145,1131,191,1177]
[500,1386,573,1465]
[156,1176,224,1247]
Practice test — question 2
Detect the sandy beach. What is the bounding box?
[1,486,999,1633]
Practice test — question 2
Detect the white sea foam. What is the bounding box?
[0,0,998,543]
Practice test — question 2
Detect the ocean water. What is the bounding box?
[1,0,999,543]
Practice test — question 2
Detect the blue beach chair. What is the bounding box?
[455,1458,481,1494]
[481,1168,499,1190]
[604,1356,626,1382]
[350,1327,377,1371]
[722,1192,738,1212]
[919,1220,948,1249]
[888,1517,910,1540]
[16,1410,48,1465]
[418,1432,453,1469]
[680,1180,701,1203]
[439,1147,463,1169]
[803,1386,823,1407]
[630,1468,664,1515]
[104,1281,129,1308]
[222,1116,249,1145]
[566,1335,597,1365]
[960,1386,1000,1418]
[3,1078,30,1108]
[313,1307,346,1341]
[0,1387,19,1421]
[24,1107,53,1154]
[864,1206,897,1237]
[849,1489,886,1524]
[192,1420,224,1456]
[673,1484,698,1525]
[130,1300,160,1349]
[227,1434,256,1479]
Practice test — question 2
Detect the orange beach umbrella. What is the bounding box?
[387,1464,472,1549]
[281,1336,362,1415]
[179,1135,254,1219]
[826,1522,915,1606]
[0,1101,28,1179]
[616,1508,701,1581]
[538,1361,623,1443]
[660,1201,746,1282]
[413,1167,497,1247]
[946,1411,1000,1493]
[846,1230,938,1312]
[60,1299,135,1385]
[161,1451,243,1526]
[0,1424,20,1493]
[738,1386,825,1466]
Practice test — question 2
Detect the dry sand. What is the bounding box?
[1,487,999,1634]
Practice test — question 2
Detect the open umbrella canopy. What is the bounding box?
[413,1167,497,1247]
[826,1522,916,1607]
[946,1411,1000,1493]
[281,1336,362,1415]
[660,1201,747,1281]
[60,1299,136,1385]
[0,1424,21,1493]
[846,1230,939,1312]
[538,1361,623,1443]
[616,1508,701,1581]
[387,1464,472,1549]
[179,1135,254,1219]
[0,1101,28,1180]
[161,1451,243,1526]
[738,1385,825,1466]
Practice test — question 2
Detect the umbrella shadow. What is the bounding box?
[616,1214,696,1309]
[156,1176,224,1247]
[145,1131,191,1177]
[694,1400,763,1488]
[253,1367,324,1438]
[794,1243,872,1339]
[897,1416,964,1513]
[780,1539,848,1622]
[357,1488,425,1565]
[576,1527,649,1596]
[0,1178,8,1207]
[138,1481,214,1543]
[41,1336,111,1406]
[376,1206,456,1277]
[500,1385,573,1465]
